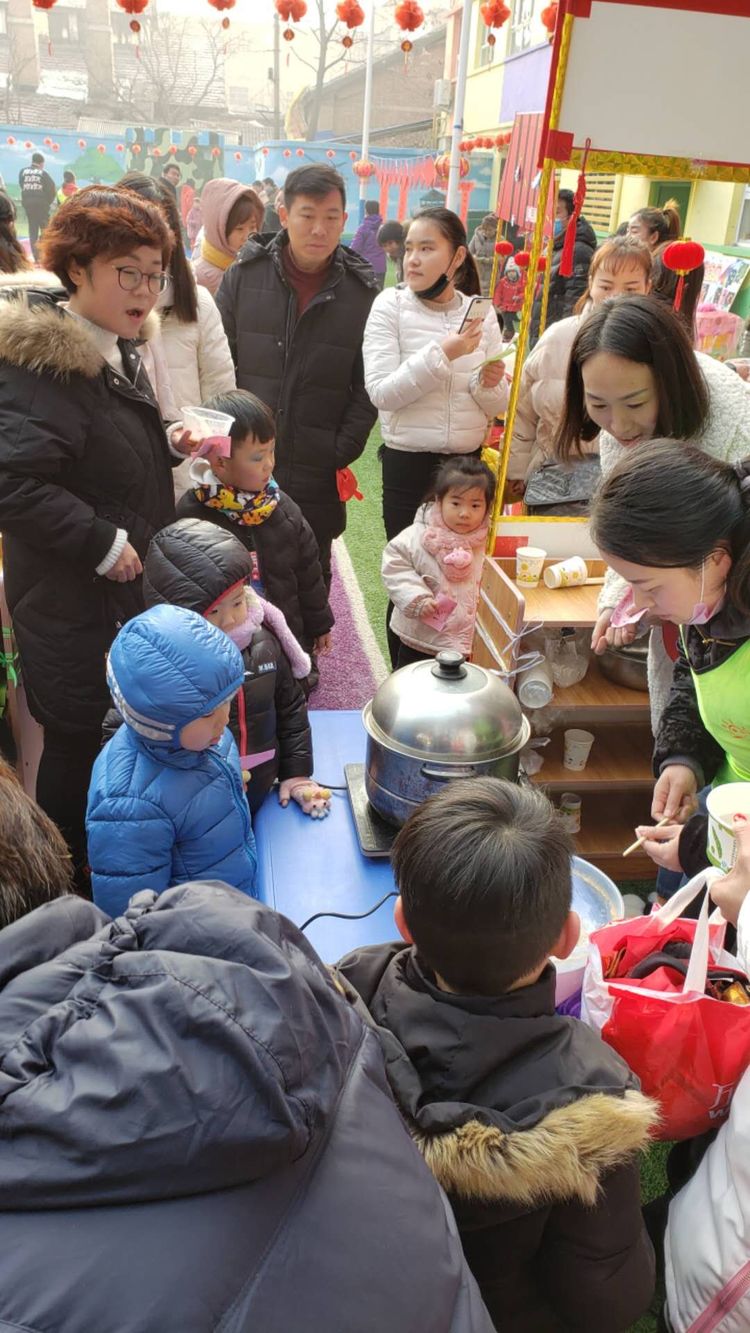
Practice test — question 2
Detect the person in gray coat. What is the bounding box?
[0,878,494,1333]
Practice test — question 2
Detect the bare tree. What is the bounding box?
[2,27,42,124]
[87,13,247,126]
[289,0,351,141]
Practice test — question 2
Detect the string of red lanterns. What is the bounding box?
[460,133,511,152]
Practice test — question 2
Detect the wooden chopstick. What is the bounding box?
[622,815,671,858]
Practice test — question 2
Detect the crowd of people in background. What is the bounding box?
[1,156,750,1333]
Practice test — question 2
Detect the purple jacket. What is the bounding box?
[350,213,386,275]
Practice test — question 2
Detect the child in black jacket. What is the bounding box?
[176,389,334,659]
[336,779,657,1333]
[143,517,329,817]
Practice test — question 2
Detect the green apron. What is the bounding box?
[683,630,750,786]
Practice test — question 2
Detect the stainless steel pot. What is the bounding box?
[599,642,649,692]
[363,650,531,827]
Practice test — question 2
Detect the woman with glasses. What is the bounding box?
[0,185,186,892]
[118,172,235,498]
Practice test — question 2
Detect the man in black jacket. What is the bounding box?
[531,188,597,343]
[18,151,56,259]
[216,163,378,588]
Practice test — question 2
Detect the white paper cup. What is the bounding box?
[706,783,750,873]
[515,546,546,588]
[181,406,235,441]
[559,792,582,833]
[563,728,594,771]
[543,556,588,589]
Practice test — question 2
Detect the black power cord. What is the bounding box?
[300,890,398,934]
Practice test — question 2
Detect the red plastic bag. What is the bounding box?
[336,467,363,502]
[582,872,750,1140]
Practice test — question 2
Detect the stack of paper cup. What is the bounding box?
[543,556,588,589]
[515,546,546,589]
[563,729,595,771]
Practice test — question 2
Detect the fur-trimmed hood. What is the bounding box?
[0,289,160,382]
[336,942,658,1209]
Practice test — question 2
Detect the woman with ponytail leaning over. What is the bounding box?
[627,199,681,251]
[590,441,750,879]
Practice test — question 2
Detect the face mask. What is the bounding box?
[554,218,565,237]
[414,250,458,302]
[685,560,726,626]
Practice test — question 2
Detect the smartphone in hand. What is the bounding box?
[458,295,493,333]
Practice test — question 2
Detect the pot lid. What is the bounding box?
[364,650,527,762]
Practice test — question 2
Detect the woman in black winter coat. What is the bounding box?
[0,186,187,886]
[143,518,329,817]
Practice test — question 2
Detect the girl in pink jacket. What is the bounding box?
[381,456,495,669]
[193,178,264,296]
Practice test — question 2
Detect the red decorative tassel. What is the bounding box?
[674,274,685,312]
[559,137,591,279]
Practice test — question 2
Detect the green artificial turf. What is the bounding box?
[341,419,389,663]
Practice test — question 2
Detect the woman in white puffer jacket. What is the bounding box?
[120,174,235,499]
[363,208,509,546]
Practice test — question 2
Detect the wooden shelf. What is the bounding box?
[570,791,655,881]
[550,658,650,718]
[532,725,653,790]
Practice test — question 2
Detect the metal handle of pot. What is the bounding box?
[420,763,478,781]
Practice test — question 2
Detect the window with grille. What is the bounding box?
[581,173,616,233]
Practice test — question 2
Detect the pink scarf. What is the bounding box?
[422,502,490,583]
[226,587,311,679]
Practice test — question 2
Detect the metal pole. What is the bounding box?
[273,10,281,141]
[446,0,473,213]
[358,0,376,222]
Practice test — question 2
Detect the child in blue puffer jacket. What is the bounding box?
[86,604,257,916]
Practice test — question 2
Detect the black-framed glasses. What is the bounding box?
[113,265,169,295]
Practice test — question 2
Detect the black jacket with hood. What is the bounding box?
[531,214,597,341]
[0,283,175,734]
[653,606,750,875]
[177,479,333,650]
[142,518,313,812]
[215,229,378,544]
[0,886,495,1333]
[336,942,657,1333]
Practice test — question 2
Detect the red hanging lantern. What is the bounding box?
[6,137,15,147]
[394,0,424,51]
[187,145,198,157]
[78,138,87,149]
[207,0,235,26]
[234,151,242,161]
[43,138,53,147]
[131,143,142,155]
[541,1,558,40]
[283,148,292,159]
[480,0,510,46]
[51,143,60,152]
[115,144,125,153]
[261,147,270,157]
[326,149,335,159]
[211,147,221,158]
[152,147,162,158]
[495,239,514,258]
[514,251,530,269]
[296,148,305,157]
[434,154,469,181]
[352,160,376,180]
[336,0,364,47]
[275,0,307,40]
[24,140,33,150]
[115,0,149,16]
[167,144,177,156]
[349,150,357,160]
[661,239,705,312]
[97,144,106,154]
[537,255,547,272]
[32,0,58,8]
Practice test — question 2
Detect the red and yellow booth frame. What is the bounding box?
[490,0,750,547]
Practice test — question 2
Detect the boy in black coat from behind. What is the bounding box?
[176,389,334,667]
[336,779,658,1333]
[143,518,329,818]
